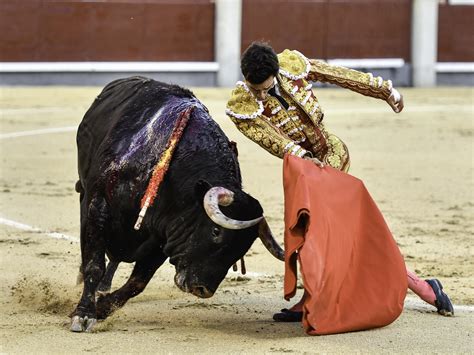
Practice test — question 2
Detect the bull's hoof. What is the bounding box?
[95,293,116,320]
[70,315,97,332]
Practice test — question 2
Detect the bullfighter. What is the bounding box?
[225,41,454,322]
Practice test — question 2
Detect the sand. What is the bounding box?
[0,85,473,353]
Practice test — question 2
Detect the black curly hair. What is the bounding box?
[240,42,279,84]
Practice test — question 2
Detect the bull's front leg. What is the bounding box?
[71,196,109,332]
[96,260,120,293]
[95,252,167,320]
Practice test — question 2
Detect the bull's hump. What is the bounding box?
[107,98,202,168]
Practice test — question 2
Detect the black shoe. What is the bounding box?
[426,279,454,316]
[272,308,303,322]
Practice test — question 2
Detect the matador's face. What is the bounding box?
[245,75,275,101]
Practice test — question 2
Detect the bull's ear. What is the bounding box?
[194,179,212,201]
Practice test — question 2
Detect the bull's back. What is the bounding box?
[77,76,194,182]
[77,77,151,179]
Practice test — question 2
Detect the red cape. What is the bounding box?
[283,155,407,335]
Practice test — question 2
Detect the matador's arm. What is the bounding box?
[307,59,403,112]
[230,115,308,159]
[226,81,309,159]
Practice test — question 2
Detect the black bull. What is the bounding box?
[71,77,284,332]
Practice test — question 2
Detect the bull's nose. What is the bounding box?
[174,272,187,292]
[190,285,213,298]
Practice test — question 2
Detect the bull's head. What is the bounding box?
[168,180,283,298]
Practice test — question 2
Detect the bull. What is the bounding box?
[71,76,284,332]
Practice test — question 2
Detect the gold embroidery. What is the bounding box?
[278,49,309,79]
[263,98,307,143]
[226,83,263,119]
[308,60,392,101]
[277,74,323,126]
[322,132,350,171]
[230,115,295,158]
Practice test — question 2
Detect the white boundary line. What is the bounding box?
[0,61,219,73]
[327,58,405,69]
[1,60,471,73]
[404,297,474,313]
[436,62,474,73]
[448,0,474,5]
[330,105,473,114]
[0,216,79,242]
[0,126,77,140]
[1,102,472,140]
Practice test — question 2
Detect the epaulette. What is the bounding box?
[225,81,264,119]
[278,49,311,80]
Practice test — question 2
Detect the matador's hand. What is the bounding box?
[388,88,404,113]
[303,155,325,168]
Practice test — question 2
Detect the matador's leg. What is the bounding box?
[407,269,454,316]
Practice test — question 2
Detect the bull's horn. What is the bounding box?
[203,187,263,230]
[258,218,285,261]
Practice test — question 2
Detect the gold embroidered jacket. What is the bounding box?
[226,49,396,172]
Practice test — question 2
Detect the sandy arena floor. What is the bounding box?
[0,85,473,353]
